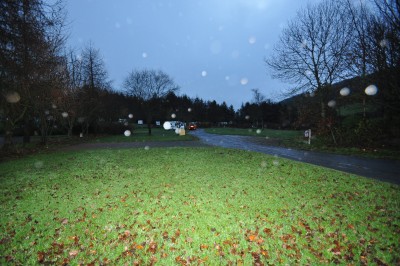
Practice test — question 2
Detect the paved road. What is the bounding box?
[191,129,400,185]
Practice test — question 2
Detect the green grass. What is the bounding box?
[1,147,399,265]
[339,103,378,116]
[93,127,196,143]
[205,128,302,139]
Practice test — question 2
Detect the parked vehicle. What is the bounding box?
[188,122,197,130]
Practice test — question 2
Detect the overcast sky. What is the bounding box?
[66,0,318,110]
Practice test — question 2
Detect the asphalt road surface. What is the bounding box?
[191,129,400,185]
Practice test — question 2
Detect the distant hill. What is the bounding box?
[279,74,382,116]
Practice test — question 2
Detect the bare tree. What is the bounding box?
[251,88,266,128]
[55,49,84,137]
[373,0,400,31]
[124,69,179,135]
[266,0,353,118]
[0,0,66,148]
[78,43,110,135]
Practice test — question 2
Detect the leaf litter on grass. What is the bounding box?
[0,147,399,265]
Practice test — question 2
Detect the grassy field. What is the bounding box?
[1,147,399,265]
[92,127,195,143]
[205,128,301,140]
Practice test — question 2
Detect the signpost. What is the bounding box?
[304,129,311,144]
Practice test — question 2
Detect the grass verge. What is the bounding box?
[0,147,399,265]
[92,127,196,143]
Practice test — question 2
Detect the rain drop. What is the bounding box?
[225,76,230,81]
[210,40,222,54]
[5,91,20,103]
[175,128,180,134]
[261,161,267,168]
[248,36,256,44]
[201,71,207,77]
[256,129,262,134]
[231,50,240,59]
[171,113,176,119]
[188,108,192,112]
[340,87,350,96]
[379,39,388,48]
[240,78,248,85]
[245,115,250,120]
[327,100,336,108]
[163,121,172,130]
[142,52,148,58]
[124,130,131,137]
[61,112,69,118]
[273,160,279,166]
[128,114,133,119]
[34,161,44,169]
[144,146,150,150]
[365,85,378,96]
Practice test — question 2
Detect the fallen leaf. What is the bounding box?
[147,242,157,254]
[37,252,45,263]
[69,250,79,257]
[200,244,209,250]
[248,235,257,242]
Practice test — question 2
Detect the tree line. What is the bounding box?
[0,0,287,148]
[2,0,397,149]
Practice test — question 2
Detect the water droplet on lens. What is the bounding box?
[34,161,44,169]
[240,78,248,85]
[365,85,378,96]
[248,36,256,44]
[327,100,336,108]
[340,87,350,96]
[5,91,21,103]
[163,122,172,130]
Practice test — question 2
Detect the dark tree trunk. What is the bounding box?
[23,116,31,144]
